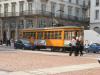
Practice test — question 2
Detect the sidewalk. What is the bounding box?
[0,45,100,75]
[0,43,14,49]
[0,63,100,75]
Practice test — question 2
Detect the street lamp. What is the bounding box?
[51,12,59,27]
[51,12,54,27]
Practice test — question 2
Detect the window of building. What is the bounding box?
[75,7,80,19]
[51,1,56,16]
[28,2,32,13]
[19,20,24,29]
[41,3,46,14]
[59,4,64,18]
[0,4,1,15]
[0,0,8,2]
[4,3,8,16]
[39,18,46,28]
[76,0,79,5]
[95,10,99,20]
[11,2,16,16]
[26,19,33,28]
[68,6,73,16]
[19,1,24,14]
[69,0,72,3]
[10,21,16,28]
[94,27,100,33]
[96,0,99,6]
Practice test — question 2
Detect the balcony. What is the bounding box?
[24,10,51,17]
[55,13,85,22]
[40,0,49,2]
[0,10,87,22]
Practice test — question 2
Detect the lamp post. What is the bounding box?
[51,12,54,27]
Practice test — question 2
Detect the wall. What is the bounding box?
[0,0,84,18]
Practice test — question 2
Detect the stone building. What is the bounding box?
[0,0,87,43]
[90,0,100,33]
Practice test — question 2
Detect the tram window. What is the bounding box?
[49,32,52,39]
[75,31,80,37]
[37,32,43,39]
[44,31,55,39]
[68,32,71,40]
[71,32,75,39]
[23,32,26,38]
[44,32,48,39]
[31,32,36,39]
[65,31,76,40]
[64,32,68,39]
[58,32,61,39]
[47,32,50,39]
[23,32,31,38]
[55,31,61,39]
[51,32,54,39]
[55,32,57,39]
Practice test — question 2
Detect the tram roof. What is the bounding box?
[22,26,83,30]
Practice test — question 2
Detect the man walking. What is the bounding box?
[69,37,77,56]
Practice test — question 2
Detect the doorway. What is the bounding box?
[3,31,7,44]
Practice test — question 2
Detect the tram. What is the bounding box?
[19,26,84,52]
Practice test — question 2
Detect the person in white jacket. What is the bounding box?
[69,37,77,56]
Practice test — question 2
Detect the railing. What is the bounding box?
[56,13,85,21]
[0,10,88,22]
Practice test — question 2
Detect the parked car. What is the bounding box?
[14,39,35,50]
[85,43,100,53]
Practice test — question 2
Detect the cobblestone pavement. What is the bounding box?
[0,47,100,75]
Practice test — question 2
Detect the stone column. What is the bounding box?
[6,23,10,40]
[24,19,26,29]
[15,20,18,41]
[0,19,3,43]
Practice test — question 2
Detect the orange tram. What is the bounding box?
[19,26,84,52]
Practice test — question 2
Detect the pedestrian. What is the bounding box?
[6,40,8,46]
[77,39,83,56]
[6,38,11,46]
[79,41,84,56]
[0,40,2,45]
[69,37,77,56]
[76,39,80,56]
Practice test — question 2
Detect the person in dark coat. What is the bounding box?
[76,39,80,56]
[76,39,83,56]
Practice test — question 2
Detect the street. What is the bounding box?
[0,46,100,75]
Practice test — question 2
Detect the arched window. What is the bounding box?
[94,27,100,33]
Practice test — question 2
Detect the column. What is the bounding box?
[15,20,18,41]
[35,16,38,28]
[24,19,26,29]
[7,25,10,40]
[0,19,3,44]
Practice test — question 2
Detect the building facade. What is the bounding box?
[0,0,86,43]
[90,0,100,32]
